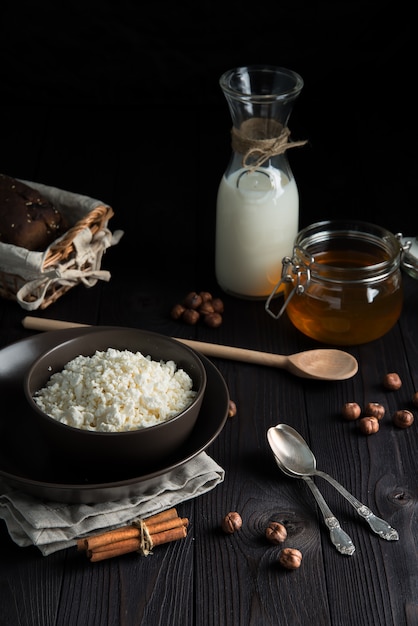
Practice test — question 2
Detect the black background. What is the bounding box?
[0,1,416,280]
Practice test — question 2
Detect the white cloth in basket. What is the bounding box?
[0,180,123,310]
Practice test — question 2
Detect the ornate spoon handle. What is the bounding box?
[302,477,355,555]
[315,470,399,541]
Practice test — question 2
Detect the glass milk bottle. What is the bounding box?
[215,65,306,299]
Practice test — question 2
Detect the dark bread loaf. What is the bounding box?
[0,173,69,250]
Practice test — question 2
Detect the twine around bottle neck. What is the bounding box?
[231,118,307,171]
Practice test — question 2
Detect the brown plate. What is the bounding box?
[0,327,230,503]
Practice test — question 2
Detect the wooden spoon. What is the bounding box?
[22,316,358,381]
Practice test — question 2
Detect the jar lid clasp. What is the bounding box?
[265,255,310,320]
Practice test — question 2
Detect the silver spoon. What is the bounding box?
[268,424,399,541]
[271,451,355,555]
[22,316,359,381]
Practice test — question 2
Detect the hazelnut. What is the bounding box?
[412,392,418,407]
[228,400,237,417]
[183,292,203,310]
[392,409,414,429]
[341,402,361,421]
[198,301,215,315]
[222,512,242,534]
[171,292,224,327]
[199,291,213,302]
[364,402,385,420]
[212,297,224,314]
[383,372,402,390]
[204,312,222,328]
[182,309,200,325]
[358,416,379,435]
[265,521,287,544]
[170,303,186,320]
[278,547,302,570]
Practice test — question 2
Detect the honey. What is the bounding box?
[267,221,404,346]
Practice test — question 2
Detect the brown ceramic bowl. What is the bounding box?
[24,327,207,472]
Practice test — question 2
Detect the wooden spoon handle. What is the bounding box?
[174,338,287,368]
[22,316,288,368]
[22,317,88,331]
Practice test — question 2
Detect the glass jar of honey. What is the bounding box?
[265,220,404,345]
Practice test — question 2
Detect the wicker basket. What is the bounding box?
[0,180,123,311]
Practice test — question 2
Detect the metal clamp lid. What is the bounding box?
[265,247,313,320]
[397,234,418,280]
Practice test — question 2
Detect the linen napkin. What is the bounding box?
[0,452,224,556]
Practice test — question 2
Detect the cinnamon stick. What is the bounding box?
[143,508,178,525]
[143,516,189,536]
[88,525,188,562]
[150,524,187,548]
[88,538,141,561]
[78,526,139,552]
[76,508,189,562]
[76,508,179,551]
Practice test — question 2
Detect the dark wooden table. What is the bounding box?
[1,5,417,623]
[0,231,417,626]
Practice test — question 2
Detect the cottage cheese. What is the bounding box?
[33,348,197,432]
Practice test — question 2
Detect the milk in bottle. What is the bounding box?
[216,166,298,298]
[215,65,305,299]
